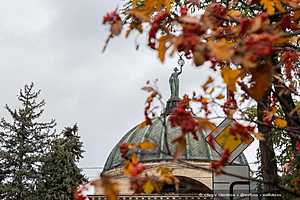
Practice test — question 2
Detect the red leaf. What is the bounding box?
[73,184,89,200]
[148,11,170,49]
[103,10,121,24]
[169,95,199,138]
[210,149,230,170]
[229,122,255,142]
[296,140,300,154]
[282,50,299,80]
[180,6,188,16]
[244,33,277,59]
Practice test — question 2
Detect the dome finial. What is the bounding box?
[165,55,184,114]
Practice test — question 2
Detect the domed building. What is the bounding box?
[89,62,251,200]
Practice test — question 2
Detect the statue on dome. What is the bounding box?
[169,56,184,98]
[169,66,182,98]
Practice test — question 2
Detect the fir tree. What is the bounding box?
[0,83,56,200]
[36,125,86,200]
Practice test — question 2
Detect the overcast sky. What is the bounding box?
[0,0,258,179]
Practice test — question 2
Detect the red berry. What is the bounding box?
[136,163,145,173]
[180,6,188,16]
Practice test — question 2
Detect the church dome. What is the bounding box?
[103,116,248,171]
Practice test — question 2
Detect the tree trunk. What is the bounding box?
[257,91,279,198]
[273,79,300,148]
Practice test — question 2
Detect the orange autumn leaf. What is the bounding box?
[207,87,215,95]
[261,0,275,15]
[138,140,157,150]
[171,136,186,161]
[221,68,242,92]
[274,118,288,128]
[138,121,149,129]
[131,0,138,7]
[130,0,174,21]
[192,49,205,66]
[283,0,300,8]
[202,76,214,92]
[208,39,234,61]
[273,37,291,46]
[163,0,174,12]
[227,10,241,19]
[293,10,300,21]
[91,176,119,200]
[263,107,277,124]
[157,166,179,187]
[111,20,122,36]
[123,154,140,176]
[158,35,171,62]
[248,64,273,101]
[254,132,265,141]
[273,0,285,13]
[197,118,216,131]
[157,165,172,175]
[102,177,119,200]
[216,94,225,100]
[260,0,285,15]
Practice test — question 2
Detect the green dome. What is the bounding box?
[103,116,248,171]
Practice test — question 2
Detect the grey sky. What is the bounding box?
[0,0,258,179]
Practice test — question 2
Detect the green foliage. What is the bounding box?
[0,83,56,200]
[36,125,86,200]
[245,105,298,197]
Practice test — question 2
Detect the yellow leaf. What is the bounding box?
[143,180,155,194]
[261,0,285,15]
[274,118,287,128]
[123,154,139,176]
[261,0,275,15]
[216,94,225,100]
[123,160,133,176]
[158,35,171,62]
[208,39,234,61]
[271,106,278,114]
[129,0,173,21]
[157,166,178,187]
[138,140,157,150]
[157,165,172,175]
[221,68,242,92]
[274,0,285,13]
[227,10,241,18]
[164,0,174,11]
